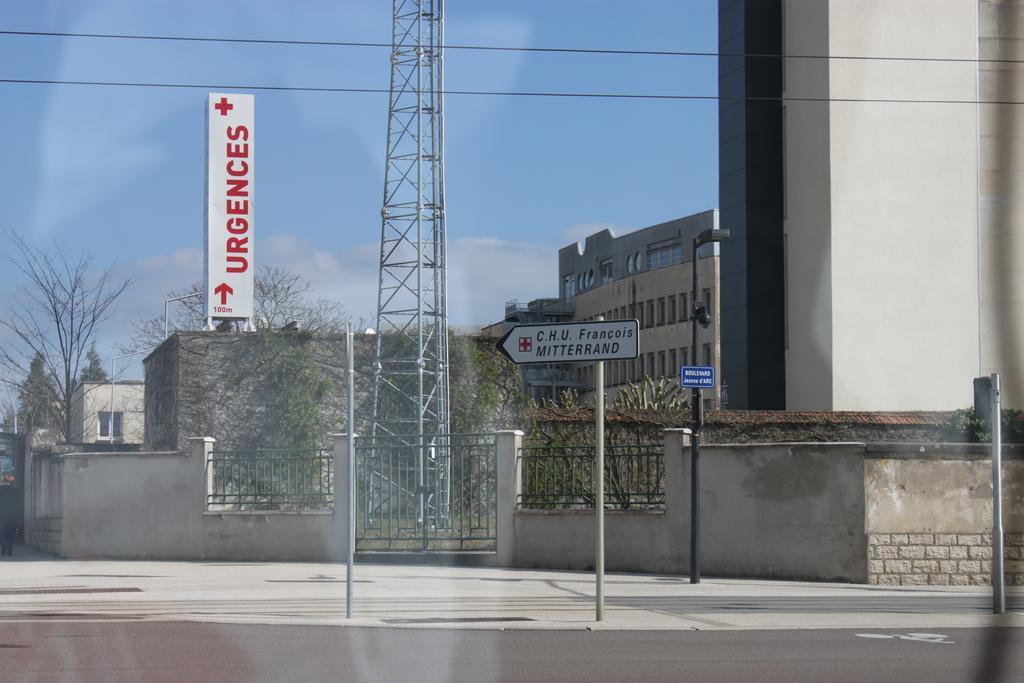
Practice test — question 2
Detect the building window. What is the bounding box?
[563,275,576,298]
[657,298,665,326]
[600,259,613,284]
[646,301,655,328]
[646,243,682,270]
[658,351,666,377]
[680,293,688,321]
[703,344,712,366]
[98,411,123,439]
[681,347,688,366]
[668,295,676,324]
[703,288,712,317]
[647,352,655,377]
[669,349,677,376]
[586,270,595,288]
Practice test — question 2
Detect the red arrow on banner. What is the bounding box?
[214,282,233,305]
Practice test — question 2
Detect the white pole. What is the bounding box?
[346,321,355,619]
[595,315,605,622]
[109,355,116,442]
[992,373,1005,614]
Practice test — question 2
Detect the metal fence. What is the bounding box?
[355,433,497,552]
[517,443,665,510]
[206,448,334,511]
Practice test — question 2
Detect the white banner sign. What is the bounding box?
[205,92,255,323]
[496,320,640,365]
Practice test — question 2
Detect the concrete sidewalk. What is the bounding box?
[0,545,1021,631]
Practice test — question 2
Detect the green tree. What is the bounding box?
[448,334,528,434]
[16,353,60,432]
[257,331,332,450]
[78,343,109,384]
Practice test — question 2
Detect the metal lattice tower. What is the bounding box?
[371,0,450,444]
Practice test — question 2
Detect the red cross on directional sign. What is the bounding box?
[496,320,639,365]
[214,96,234,116]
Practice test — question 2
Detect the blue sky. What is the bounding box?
[0,0,718,382]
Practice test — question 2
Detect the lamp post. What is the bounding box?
[689,227,729,584]
[346,322,375,619]
[109,351,144,443]
[164,293,203,339]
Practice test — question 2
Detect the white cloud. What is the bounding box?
[114,232,558,334]
[0,231,560,387]
[561,222,633,245]
[252,233,558,327]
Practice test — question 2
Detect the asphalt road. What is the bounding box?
[1,623,1021,683]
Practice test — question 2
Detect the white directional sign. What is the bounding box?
[205,92,255,325]
[496,320,639,365]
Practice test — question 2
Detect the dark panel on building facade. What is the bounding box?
[718,0,786,409]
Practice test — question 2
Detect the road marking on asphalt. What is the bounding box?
[855,632,954,644]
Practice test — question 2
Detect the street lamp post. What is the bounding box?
[164,293,203,339]
[689,227,729,584]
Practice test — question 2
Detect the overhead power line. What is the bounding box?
[0,76,1021,106]
[1,29,1021,65]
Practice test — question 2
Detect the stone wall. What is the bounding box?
[28,438,348,562]
[144,331,375,451]
[868,532,1024,587]
[865,444,1024,586]
[503,433,871,582]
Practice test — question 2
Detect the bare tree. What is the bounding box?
[0,231,132,442]
[253,266,348,333]
[128,265,349,351]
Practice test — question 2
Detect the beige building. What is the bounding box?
[486,212,723,405]
[70,380,145,445]
[560,211,722,403]
[721,0,1023,409]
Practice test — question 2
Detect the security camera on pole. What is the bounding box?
[681,228,729,584]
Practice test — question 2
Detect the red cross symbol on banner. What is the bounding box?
[214,97,233,116]
[518,337,532,352]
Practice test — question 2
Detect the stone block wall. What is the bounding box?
[143,331,375,451]
[868,533,1024,586]
[865,444,1024,587]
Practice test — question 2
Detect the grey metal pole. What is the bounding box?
[109,355,116,442]
[346,321,355,619]
[595,314,605,621]
[991,373,1005,614]
[690,238,701,584]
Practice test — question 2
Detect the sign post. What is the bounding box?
[595,331,605,622]
[680,364,716,584]
[497,318,638,621]
[991,373,1005,615]
[205,92,255,330]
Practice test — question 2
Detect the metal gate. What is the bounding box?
[354,433,497,552]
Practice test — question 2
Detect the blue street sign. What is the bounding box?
[680,365,716,389]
